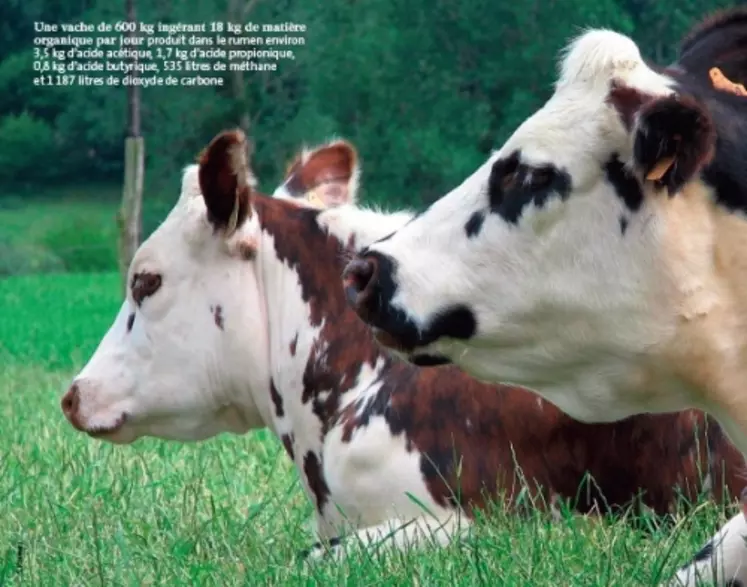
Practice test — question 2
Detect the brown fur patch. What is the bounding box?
[197,129,252,233]
[607,81,656,131]
[252,192,747,517]
[253,196,380,437]
[337,362,746,515]
[289,333,298,357]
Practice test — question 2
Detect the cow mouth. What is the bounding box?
[371,327,454,367]
[86,413,128,438]
[411,353,452,367]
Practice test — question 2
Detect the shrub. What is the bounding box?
[0,112,59,185]
[0,237,65,277]
[37,218,118,273]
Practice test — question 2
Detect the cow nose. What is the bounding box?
[61,382,83,430]
[343,256,379,313]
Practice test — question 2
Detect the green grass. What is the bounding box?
[0,272,739,585]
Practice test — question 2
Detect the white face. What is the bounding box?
[63,163,272,443]
[344,30,718,420]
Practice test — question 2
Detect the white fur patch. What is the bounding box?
[669,511,747,586]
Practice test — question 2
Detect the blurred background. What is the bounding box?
[0,0,735,278]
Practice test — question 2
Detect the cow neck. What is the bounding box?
[252,194,388,439]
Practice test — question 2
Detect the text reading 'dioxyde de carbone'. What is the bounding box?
[32,20,306,87]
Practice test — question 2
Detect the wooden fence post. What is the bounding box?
[117,0,144,296]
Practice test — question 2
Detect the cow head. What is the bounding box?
[344,30,718,421]
[62,130,274,443]
[273,139,360,208]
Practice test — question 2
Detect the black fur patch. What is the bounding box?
[303,451,330,512]
[618,216,629,235]
[270,378,284,418]
[691,539,714,563]
[488,150,572,224]
[351,250,478,352]
[465,211,486,238]
[605,155,644,213]
[633,94,715,195]
[411,354,453,366]
[678,7,747,86]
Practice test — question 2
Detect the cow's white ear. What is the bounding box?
[279,140,360,208]
[198,129,254,234]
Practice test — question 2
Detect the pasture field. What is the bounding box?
[0,271,740,585]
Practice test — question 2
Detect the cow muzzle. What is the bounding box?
[343,253,430,357]
[61,380,130,441]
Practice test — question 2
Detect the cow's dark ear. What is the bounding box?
[198,129,253,233]
[632,94,715,194]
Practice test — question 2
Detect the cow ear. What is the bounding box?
[198,129,253,234]
[281,140,360,208]
[632,94,715,194]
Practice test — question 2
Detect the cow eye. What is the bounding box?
[501,171,518,191]
[131,272,162,306]
[530,168,555,189]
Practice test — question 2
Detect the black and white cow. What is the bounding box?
[341,10,747,584]
[344,10,747,449]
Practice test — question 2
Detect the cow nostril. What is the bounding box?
[343,257,378,304]
[61,383,80,417]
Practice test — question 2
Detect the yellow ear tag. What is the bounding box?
[646,155,676,181]
[306,188,327,209]
[709,67,747,97]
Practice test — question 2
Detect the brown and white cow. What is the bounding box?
[62,130,746,570]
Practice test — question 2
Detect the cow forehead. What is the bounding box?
[495,29,675,175]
